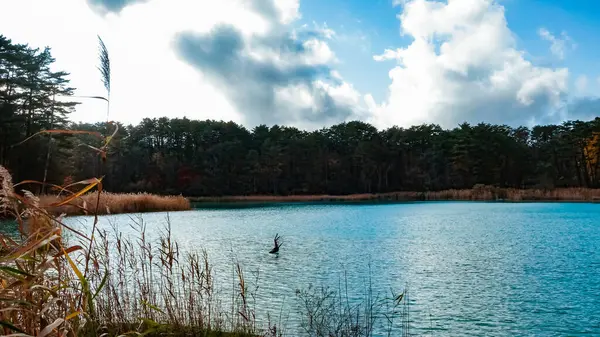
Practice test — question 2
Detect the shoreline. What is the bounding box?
[189,187,600,204]
[4,187,597,219]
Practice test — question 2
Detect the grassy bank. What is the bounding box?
[39,191,191,216]
[190,186,600,204]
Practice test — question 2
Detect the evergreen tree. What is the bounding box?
[0,34,77,186]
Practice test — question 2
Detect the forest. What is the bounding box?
[2,34,600,197]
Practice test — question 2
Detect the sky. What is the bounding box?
[1,0,599,131]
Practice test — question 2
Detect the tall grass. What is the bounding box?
[84,217,258,336]
[0,166,84,336]
[0,163,260,336]
[39,191,191,216]
[0,165,410,336]
[77,217,409,336]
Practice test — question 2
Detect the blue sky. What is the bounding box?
[297,0,407,102]
[1,0,598,129]
[298,0,600,101]
[505,0,600,83]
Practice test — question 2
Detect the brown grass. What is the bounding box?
[190,186,600,204]
[39,191,191,216]
[0,165,266,336]
[1,161,408,336]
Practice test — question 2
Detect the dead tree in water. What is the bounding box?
[269,233,283,254]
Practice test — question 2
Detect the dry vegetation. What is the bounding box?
[191,185,600,204]
[0,163,261,337]
[39,192,191,216]
[0,165,409,336]
[423,186,600,201]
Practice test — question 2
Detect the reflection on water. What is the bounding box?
[4,202,600,336]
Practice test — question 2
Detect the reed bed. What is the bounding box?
[0,165,409,336]
[422,186,600,201]
[191,186,600,204]
[82,218,261,336]
[39,191,191,216]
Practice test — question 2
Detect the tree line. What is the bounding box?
[66,117,599,196]
[2,34,600,196]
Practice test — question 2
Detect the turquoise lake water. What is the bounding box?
[9,201,600,335]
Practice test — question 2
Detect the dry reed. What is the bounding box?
[39,191,191,216]
[0,164,262,336]
[0,164,409,336]
[191,186,600,204]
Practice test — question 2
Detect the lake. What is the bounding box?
[19,202,600,335]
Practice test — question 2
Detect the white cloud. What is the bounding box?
[317,81,362,108]
[275,84,316,110]
[172,0,369,130]
[2,0,587,130]
[271,0,302,25]
[300,39,338,64]
[538,27,575,60]
[330,70,343,80]
[368,0,569,128]
[0,0,362,129]
[246,36,336,68]
[307,21,336,39]
[0,0,265,124]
